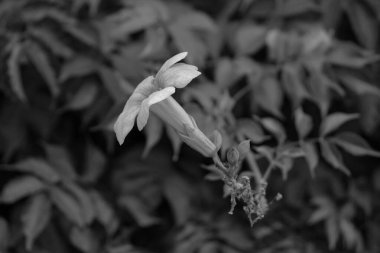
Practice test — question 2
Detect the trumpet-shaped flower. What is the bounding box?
[114,52,222,157]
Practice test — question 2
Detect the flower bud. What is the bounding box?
[227,147,240,165]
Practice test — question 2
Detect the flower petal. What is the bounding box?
[157,52,188,75]
[113,76,155,145]
[133,75,156,97]
[157,63,201,88]
[142,114,164,158]
[114,103,140,145]
[178,123,217,157]
[136,87,175,130]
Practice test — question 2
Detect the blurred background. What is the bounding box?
[1,0,380,252]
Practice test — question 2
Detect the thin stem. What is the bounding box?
[246,152,264,187]
[213,154,228,174]
[232,84,252,103]
[263,162,276,181]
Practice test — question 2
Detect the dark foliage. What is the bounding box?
[1,0,380,252]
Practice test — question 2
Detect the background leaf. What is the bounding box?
[332,132,380,157]
[7,42,26,101]
[22,193,51,250]
[320,113,358,136]
[295,108,312,139]
[0,176,46,203]
[24,41,58,96]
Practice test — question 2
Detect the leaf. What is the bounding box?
[232,24,267,55]
[320,113,359,136]
[64,182,95,224]
[254,76,283,118]
[59,57,99,82]
[7,42,26,101]
[295,108,313,139]
[276,156,294,180]
[70,227,99,253]
[345,0,378,50]
[45,144,77,180]
[175,11,217,32]
[22,7,76,25]
[202,164,225,181]
[321,0,343,28]
[327,42,380,68]
[320,140,350,175]
[338,71,380,97]
[237,140,251,161]
[326,217,340,250]
[309,205,332,224]
[199,242,219,253]
[169,24,208,67]
[63,24,98,47]
[143,114,164,158]
[166,126,183,161]
[118,196,160,227]
[281,63,309,108]
[266,30,301,62]
[50,187,85,227]
[98,67,131,102]
[81,142,106,183]
[104,5,158,41]
[182,84,223,112]
[279,143,304,158]
[234,56,262,77]
[163,175,193,224]
[112,148,171,226]
[140,27,168,58]
[302,142,318,176]
[261,118,286,144]
[276,0,320,17]
[331,132,380,157]
[29,27,73,59]
[349,184,371,215]
[22,193,51,250]
[215,58,237,88]
[90,191,118,235]
[236,119,267,143]
[305,64,332,116]
[24,41,58,96]
[72,0,101,16]
[339,219,363,251]
[0,176,46,203]
[64,82,98,111]
[12,158,61,183]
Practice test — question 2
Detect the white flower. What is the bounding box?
[114,52,221,157]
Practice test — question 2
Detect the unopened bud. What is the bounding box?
[227,147,240,165]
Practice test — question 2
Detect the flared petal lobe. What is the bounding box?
[156,63,201,88]
[136,87,176,130]
[114,104,140,145]
[114,76,155,144]
[157,52,188,74]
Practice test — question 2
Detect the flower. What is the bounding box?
[114,52,222,157]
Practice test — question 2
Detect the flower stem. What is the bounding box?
[246,152,264,189]
[213,154,228,174]
[263,162,275,181]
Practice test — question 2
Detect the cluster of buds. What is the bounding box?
[225,174,282,226]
